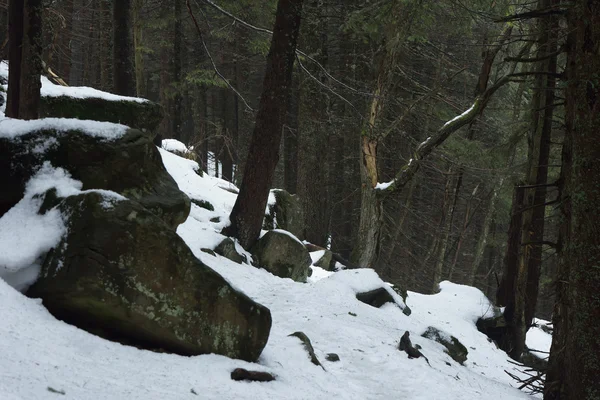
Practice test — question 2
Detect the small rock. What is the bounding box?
[191,199,214,211]
[231,368,275,382]
[288,331,324,369]
[326,353,340,362]
[356,287,395,308]
[201,248,216,256]
[215,238,247,264]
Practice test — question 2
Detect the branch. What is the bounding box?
[186,0,254,111]
[494,6,569,22]
[199,0,370,98]
[377,75,513,196]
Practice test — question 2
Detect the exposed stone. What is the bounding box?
[230,368,275,382]
[0,128,190,228]
[215,238,247,264]
[356,287,395,308]
[201,248,216,256]
[191,199,214,211]
[422,327,468,365]
[313,250,334,271]
[252,230,311,283]
[263,189,304,240]
[40,96,163,133]
[326,353,340,362]
[288,331,324,369]
[28,192,271,362]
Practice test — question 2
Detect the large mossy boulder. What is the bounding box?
[0,128,189,228]
[264,189,304,240]
[28,192,271,362]
[252,230,311,283]
[40,96,163,133]
[422,327,468,365]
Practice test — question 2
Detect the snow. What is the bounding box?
[161,138,190,154]
[0,163,126,292]
[0,61,148,104]
[0,117,129,140]
[0,147,538,400]
[526,319,552,358]
[442,104,476,128]
[375,181,393,190]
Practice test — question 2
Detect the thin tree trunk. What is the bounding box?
[133,0,146,98]
[224,0,303,249]
[113,0,135,96]
[18,0,43,120]
[6,0,24,119]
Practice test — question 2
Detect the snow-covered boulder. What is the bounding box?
[28,192,272,362]
[0,123,190,228]
[252,230,312,283]
[264,189,304,240]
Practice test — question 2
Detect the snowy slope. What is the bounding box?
[0,146,536,400]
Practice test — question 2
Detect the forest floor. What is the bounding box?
[0,142,552,400]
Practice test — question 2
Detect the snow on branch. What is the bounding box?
[376,76,512,196]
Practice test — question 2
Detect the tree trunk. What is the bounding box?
[544,1,600,398]
[133,0,146,98]
[113,0,135,96]
[224,0,303,249]
[6,0,24,119]
[284,68,300,194]
[7,0,43,120]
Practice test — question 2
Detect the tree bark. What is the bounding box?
[224,0,303,249]
[6,0,24,119]
[113,0,135,96]
[545,0,600,398]
[133,0,146,98]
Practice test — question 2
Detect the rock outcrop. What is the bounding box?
[252,230,311,283]
[40,96,163,133]
[0,127,189,228]
[28,192,271,362]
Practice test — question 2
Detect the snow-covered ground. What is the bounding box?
[0,139,551,399]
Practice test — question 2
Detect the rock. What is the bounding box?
[476,313,508,346]
[263,190,304,240]
[191,199,214,211]
[313,250,334,271]
[40,96,163,133]
[326,353,340,362]
[252,230,311,283]
[288,331,324,369]
[422,327,468,365]
[356,287,395,308]
[391,285,408,304]
[0,128,189,228]
[230,368,275,382]
[201,248,216,256]
[215,238,247,264]
[28,192,271,362]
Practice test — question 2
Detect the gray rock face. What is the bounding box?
[264,190,304,240]
[0,128,189,228]
[28,192,272,362]
[252,230,311,283]
[422,327,468,365]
